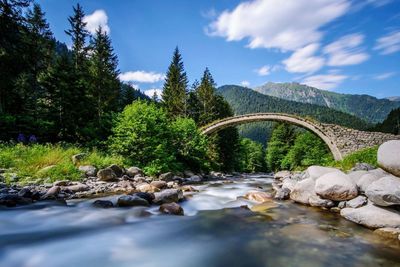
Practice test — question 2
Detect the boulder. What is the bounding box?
[159,172,174,181]
[153,189,183,204]
[159,202,184,215]
[126,167,143,177]
[53,180,70,187]
[357,173,381,193]
[315,172,358,201]
[17,188,33,198]
[136,183,158,193]
[305,166,340,180]
[66,183,90,193]
[340,202,400,229]
[274,188,290,200]
[351,163,376,171]
[150,180,167,189]
[290,178,316,205]
[244,191,273,202]
[374,227,400,240]
[183,170,195,177]
[92,200,114,208]
[180,185,198,192]
[378,140,400,177]
[0,194,32,207]
[78,165,97,177]
[117,195,149,207]
[274,170,291,179]
[108,164,124,177]
[97,168,117,182]
[71,153,86,164]
[41,186,60,199]
[281,178,297,192]
[185,175,202,184]
[347,170,368,184]
[134,192,155,204]
[309,195,335,208]
[346,195,367,208]
[365,176,400,206]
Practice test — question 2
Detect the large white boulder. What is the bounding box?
[347,170,368,184]
[315,172,358,201]
[377,140,400,177]
[357,173,381,193]
[365,176,400,206]
[340,202,400,229]
[289,178,316,205]
[305,166,340,180]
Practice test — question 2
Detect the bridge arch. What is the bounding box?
[201,113,343,161]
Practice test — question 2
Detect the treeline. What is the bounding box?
[0,1,148,144]
[372,107,400,135]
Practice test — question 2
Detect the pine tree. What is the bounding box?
[89,26,120,123]
[162,47,188,118]
[197,68,217,125]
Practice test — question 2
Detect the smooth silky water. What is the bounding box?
[0,175,399,267]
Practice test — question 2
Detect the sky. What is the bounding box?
[36,0,400,98]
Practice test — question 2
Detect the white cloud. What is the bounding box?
[374,31,400,55]
[255,65,271,76]
[240,80,251,87]
[283,43,325,73]
[324,33,369,66]
[144,89,163,99]
[119,71,165,83]
[302,74,347,90]
[83,10,110,34]
[374,72,396,80]
[207,0,350,51]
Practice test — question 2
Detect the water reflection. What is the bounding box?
[0,176,399,267]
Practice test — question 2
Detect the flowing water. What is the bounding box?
[0,175,399,267]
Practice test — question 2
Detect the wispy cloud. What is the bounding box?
[255,65,271,76]
[323,33,369,66]
[144,88,163,99]
[206,0,350,51]
[83,10,110,34]
[283,43,325,73]
[374,31,400,55]
[119,71,165,83]
[373,72,396,80]
[302,74,347,90]
[240,80,250,87]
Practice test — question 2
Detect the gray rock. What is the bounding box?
[309,195,335,208]
[183,170,195,177]
[274,188,290,200]
[126,167,143,177]
[97,168,117,182]
[365,176,400,206]
[136,183,157,193]
[72,153,86,164]
[159,172,174,181]
[341,202,400,229]
[185,175,202,184]
[41,186,60,199]
[159,202,184,215]
[347,170,368,184]
[315,172,358,201]
[66,183,90,193]
[274,170,291,179]
[290,178,316,205]
[305,166,340,180]
[150,180,167,189]
[53,180,70,187]
[346,195,367,208]
[154,189,183,204]
[282,178,297,192]
[357,173,381,193]
[378,140,400,177]
[117,195,149,207]
[351,163,375,171]
[93,200,114,208]
[108,164,124,177]
[78,165,97,177]
[0,194,32,207]
[338,201,346,209]
[134,192,155,204]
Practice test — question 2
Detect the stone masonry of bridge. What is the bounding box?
[201,113,400,161]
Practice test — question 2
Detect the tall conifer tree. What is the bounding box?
[162,47,188,118]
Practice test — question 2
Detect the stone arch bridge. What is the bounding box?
[201,113,400,161]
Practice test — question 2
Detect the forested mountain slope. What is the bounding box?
[254,82,400,123]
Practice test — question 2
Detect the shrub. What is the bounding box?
[331,146,378,171]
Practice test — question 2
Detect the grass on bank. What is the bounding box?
[0,143,123,184]
[330,146,378,171]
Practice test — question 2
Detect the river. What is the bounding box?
[0,175,399,267]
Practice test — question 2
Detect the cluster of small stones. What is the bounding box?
[266,140,400,242]
[0,160,228,216]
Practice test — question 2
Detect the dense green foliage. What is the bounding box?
[372,107,400,135]
[332,146,378,171]
[108,101,209,175]
[0,2,148,143]
[281,131,333,170]
[0,143,123,184]
[255,82,400,124]
[238,138,265,173]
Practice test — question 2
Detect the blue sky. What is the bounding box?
[37,0,400,98]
